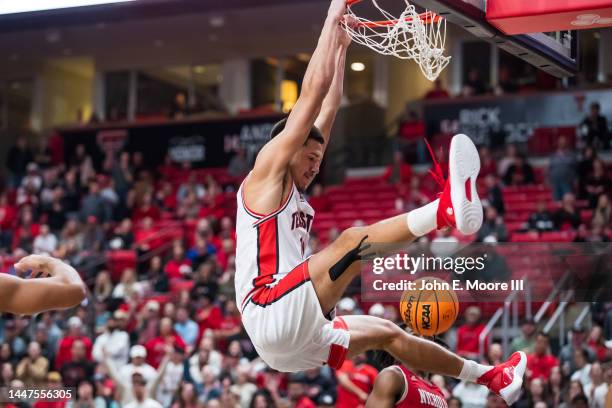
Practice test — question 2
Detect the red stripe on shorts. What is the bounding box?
[250,261,310,307]
[327,316,349,369]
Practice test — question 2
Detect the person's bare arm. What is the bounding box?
[245,0,347,214]
[365,368,405,408]
[314,24,351,144]
[0,255,86,315]
[337,370,369,402]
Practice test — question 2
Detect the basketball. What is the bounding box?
[399,277,459,336]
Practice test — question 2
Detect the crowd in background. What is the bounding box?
[0,99,610,408]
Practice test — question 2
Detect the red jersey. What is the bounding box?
[336,360,378,408]
[393,365,448,408]
[527,353,559,381]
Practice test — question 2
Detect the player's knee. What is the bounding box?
[339,227,366,247]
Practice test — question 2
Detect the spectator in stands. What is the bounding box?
[177,173,206,203]
[571,348,593,387]
[21,162,43,192]
[125,372,163,408]
[554,193,582,230]
[503,154,535,186]
[497,144,518,179]
[527,332,559,381]
[451,380,488,408]
[286,376,317,408]
[579,102,609,149]
[549,137,577,201]
[587,325,609,362]
[81,181,108,224]
[108,218,134,250]
[55,317,92,370]
[515,377,551,408]
[584,159,610,209]
[483,174,505,215]
[583,362,607,407]
[165,242,193,280]
[527,200,555,232]
[228,148,250,178]
[560,326,594,376]
[71,144,95,186]
[93,270,113,302]
[146,256,169,293]
[153,345,186,407]
[145,317,186,369]
[132,191,161,224]
[112,268,144,299]
[170,92,190,119]
[60,339,95,388]
[476,206,508,242]
[463,68,487,96]
[455,306,486,360]
[33,224,57,255]
[15,341,49,386]
[113,152,133,202]
[118,345,157,386]
[495,67,518,95]
[92,315,130,368]
[66,380,98,408]
[510,318,537,354]
[174,306,199,350]
[563,380,586,407]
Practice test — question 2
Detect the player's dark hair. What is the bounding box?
[269,117,325,145]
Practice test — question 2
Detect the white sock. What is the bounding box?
[457,358,492,382]
[406,199,439,236]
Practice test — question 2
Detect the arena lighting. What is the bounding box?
[350,62,366,72]
[0,0,137,15]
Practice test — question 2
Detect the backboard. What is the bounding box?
[410,0,578,78]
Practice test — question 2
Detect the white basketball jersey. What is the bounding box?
[235,176,315,309]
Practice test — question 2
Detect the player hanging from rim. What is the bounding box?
[234,0,526,405]
[0,254,86,315]
[366,329,451,408]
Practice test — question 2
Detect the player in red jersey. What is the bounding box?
[0,254,86,315]
[366,334,451,408]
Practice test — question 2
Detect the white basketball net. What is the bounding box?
[343,0,450,81]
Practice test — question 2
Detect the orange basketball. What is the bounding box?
[399,276,459,336]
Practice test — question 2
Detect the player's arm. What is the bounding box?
[337,369,369,402]
[251,0,347,183]
[0,255,86,315]
[314,26,350,145]
[365,368,406,408]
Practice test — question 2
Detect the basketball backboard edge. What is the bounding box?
[410,0,579,78]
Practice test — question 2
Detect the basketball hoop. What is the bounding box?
[343,0,450,81]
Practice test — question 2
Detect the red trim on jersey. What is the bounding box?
[252,217,279,289]
[327,317,349,369]
[250,260,310,307]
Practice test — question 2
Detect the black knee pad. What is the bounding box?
[329,235,372,281]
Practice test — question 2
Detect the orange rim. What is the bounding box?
[345,0,442,28]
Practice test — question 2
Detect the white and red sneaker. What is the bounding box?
[426,134,483,235]
[477,351,527,405]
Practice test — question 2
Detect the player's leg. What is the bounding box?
[308,214,423,313]
[309,134,482,314]
[341,314,526,405]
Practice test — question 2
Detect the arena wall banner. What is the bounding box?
[423,89,612,146]
[59,114,284,170]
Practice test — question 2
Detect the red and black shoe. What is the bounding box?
[426,134,483,235]
[477,351,527,405]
